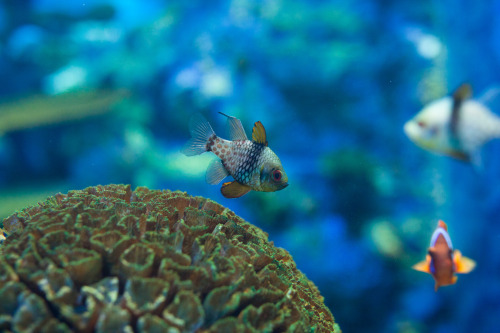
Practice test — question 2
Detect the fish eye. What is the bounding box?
[272,170,282,182]
[417,121,426,128]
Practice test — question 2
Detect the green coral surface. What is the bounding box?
[0,184,338,332]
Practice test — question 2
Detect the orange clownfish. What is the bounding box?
[413,220,476,291]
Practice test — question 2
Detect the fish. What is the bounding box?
[0,89,129,136]
[412,220,476,291]
[403,83,500,165]
[0,227,7,244]
[182,112,289,198]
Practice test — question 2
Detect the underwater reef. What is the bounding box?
[0,184,339,333]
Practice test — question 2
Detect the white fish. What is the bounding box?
[404,84,500,165]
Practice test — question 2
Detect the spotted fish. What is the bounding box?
[182,112,288,198]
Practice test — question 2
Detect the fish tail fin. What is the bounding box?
[181,113,216,156]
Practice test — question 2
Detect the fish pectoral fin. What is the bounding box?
[221,181,251,198]
[453,250,476,274]
[412,259,431,273]
[206,159,229,185]
[469,150,483,170]
[252,121,268,146]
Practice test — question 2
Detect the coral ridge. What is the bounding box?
[0,184,338,332]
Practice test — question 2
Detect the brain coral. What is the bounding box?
[0,184,340,333]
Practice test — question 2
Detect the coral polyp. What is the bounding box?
[0,184,339,332]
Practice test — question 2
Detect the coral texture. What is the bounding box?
[0,184,339,332]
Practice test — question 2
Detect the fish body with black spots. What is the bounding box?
[182,113,288,198]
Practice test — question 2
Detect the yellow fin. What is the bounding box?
[252,121,268,146]
[221,181,251,198]
[453,250,476,274]
[412,258,431,273]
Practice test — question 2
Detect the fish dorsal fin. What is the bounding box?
[206,159,229,185]
[450,83,472,135]
[437,220,448,231]
[453,83,472,102]
[221,181,251,198]
[412,255,431,274]
[453,250,476,274]
[218,112,248,141]
[252,121,268,146]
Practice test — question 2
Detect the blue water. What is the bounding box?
[1,1,500,332]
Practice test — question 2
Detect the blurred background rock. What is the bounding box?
[1,0,500,332]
